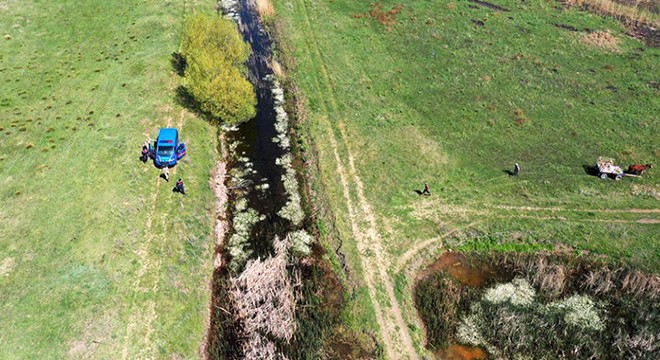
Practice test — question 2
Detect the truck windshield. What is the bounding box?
[157,146,174,157]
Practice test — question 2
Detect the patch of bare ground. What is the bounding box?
[0,257,15,276]
[202,133,229,360]
[565,0,660,47]
[582,30,621,51]
[68,310,116,359]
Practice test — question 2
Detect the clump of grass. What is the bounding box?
[271,59,284,79]
[582,30,620,52]
[227,198,265,272]
[249,0,275,19]
[25,143,33,149]
[567,0,659,26]
[457,278,608,358]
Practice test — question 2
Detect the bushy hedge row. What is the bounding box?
[181,14,256,124]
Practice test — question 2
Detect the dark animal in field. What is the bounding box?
[626,163,652,175]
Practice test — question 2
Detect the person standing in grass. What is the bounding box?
[514,163,520,176]
[422,182,431,196]
[162,166,170,182]
[140,146,149,163]
[174,178,186,195]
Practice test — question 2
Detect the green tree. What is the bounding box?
[181,14,256,124]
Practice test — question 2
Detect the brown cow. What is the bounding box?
[626,163,652,175]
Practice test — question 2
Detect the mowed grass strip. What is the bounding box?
[0,1,218,358]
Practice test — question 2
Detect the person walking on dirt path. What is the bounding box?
[514,163,520,176]
[162,166,170,182]
[140,146,149,163]
[421,182,431,196]
[174,178,186,195]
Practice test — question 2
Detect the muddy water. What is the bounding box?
[417,251,501,287]
[418,252,502,360]
[436,344,488,360]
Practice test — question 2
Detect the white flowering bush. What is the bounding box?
[456,278,607,359]
[228,204,265,271]
[288,230,312,256]
[484,277,535,306]
[547,295,605,331]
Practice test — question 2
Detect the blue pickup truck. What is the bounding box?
[148,128,186,168]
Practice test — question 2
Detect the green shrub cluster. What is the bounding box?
[414,254,660,359]
[181,14,256,124]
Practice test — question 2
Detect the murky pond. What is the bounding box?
[417,251,502,288]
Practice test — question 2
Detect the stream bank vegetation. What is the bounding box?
[206,1,348,359]
[181,14,256,124]
[415,252,659,359]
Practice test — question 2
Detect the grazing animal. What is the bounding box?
[627,163,652,175]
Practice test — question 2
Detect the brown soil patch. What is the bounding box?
[582,30,620,51]
[365,3,403,28]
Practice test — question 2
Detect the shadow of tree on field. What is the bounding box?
[174,85,217,124]
[171,52,187,77]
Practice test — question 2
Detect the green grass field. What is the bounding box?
[275,0,658,357]
[0,1,218,358]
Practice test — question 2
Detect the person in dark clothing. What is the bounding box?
[140,146,149,163]
[514,163,520,176]
[422,182,431,196]
[174,178,186,195]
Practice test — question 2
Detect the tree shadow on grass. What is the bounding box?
[175,85,216,123]
[171,52,187,77]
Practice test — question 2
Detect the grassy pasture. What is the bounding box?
[0,0,218,358]
[275,0,658,356]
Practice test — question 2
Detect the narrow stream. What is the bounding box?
[223,0,291,257]
[206,0,325,358]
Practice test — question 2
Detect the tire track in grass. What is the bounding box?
[340,126,419,360]
[121,59,181,360]
[295,1,418,357]
[323,120,397,360]
[395,222,481,274]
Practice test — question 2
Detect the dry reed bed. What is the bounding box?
[568,0,660,26]
[415,253,660,359]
